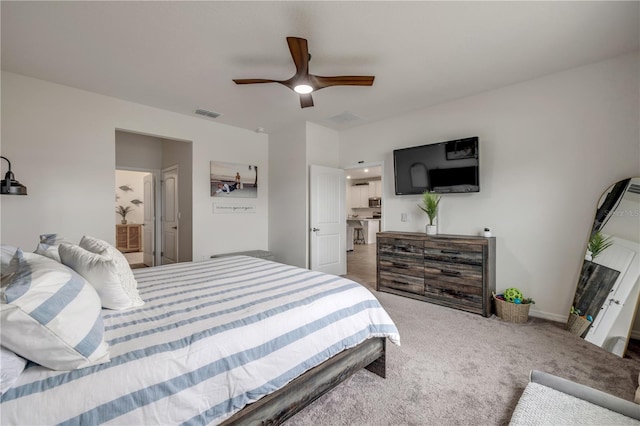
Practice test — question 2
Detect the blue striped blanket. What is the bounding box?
[1,256,400,425]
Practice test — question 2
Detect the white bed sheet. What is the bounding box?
[1,256,399,425]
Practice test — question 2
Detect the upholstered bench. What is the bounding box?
[510,370,640,425]
[211,250,275,261]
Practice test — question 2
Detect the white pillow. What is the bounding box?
[0,249,110,371]
[79,236,144,308]
[34,234,72,263]
[59,244,135,310]
[0,346,27,395]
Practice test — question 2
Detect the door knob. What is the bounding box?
[172,226,178,230]
[312,227,320,232]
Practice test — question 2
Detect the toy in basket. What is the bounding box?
[493,288,535,323]
[565,306,592,336]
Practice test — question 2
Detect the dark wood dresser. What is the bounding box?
[377,231,496,317]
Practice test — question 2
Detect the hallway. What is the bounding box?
[344,243,377,291]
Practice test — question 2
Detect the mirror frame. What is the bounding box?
[567,177,640,357]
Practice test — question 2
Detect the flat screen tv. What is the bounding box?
[393,136,479,194]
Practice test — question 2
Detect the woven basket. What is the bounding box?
[565,314,591,336]
[493,293,530,324]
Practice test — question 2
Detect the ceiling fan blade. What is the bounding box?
[312,75,375,90]
[286,37,309,77]
[299,93,314,108]
[233,78,280,85]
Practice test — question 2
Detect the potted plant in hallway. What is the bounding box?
[116,205,133,224]
[419,191,440,235]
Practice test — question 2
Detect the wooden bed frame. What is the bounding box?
[222,337,386,425]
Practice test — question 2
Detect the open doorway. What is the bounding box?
[344,162,383,290]
[115,129,193,266]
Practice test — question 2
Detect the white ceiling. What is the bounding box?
[2,1,638,134]
[346,166,382,180]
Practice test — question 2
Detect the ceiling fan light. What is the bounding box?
[294,84,313,94]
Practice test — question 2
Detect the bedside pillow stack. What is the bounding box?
[0,249,110,371]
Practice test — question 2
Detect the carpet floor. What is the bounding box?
[285,245,640,425]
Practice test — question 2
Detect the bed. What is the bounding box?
[1,253,400,425]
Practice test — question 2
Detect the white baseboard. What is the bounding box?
[630,330,640,340]
[528,308,567,323]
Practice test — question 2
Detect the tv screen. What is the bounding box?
[393,137,479,194]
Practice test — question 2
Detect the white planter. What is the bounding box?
[426,224,437,235]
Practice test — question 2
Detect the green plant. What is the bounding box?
[418,191,440,225]
[588,231,613,260]
[116,205,133,219]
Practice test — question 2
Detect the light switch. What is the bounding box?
[401,213,407,222]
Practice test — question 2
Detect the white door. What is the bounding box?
[142,173,155,267]
[585,238,640,347]
[162,166,179,265]
[310,165,346,275]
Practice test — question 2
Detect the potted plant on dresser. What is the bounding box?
[419,191,440,235]
[116,205,133,225]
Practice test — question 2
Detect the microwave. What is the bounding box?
[368,197,381,208]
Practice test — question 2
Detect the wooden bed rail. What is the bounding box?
[222,337,386,425]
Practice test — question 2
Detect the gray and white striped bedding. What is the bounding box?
[1,255,400,425]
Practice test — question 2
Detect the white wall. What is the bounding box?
[339,53,640,321]
[115,170,147,225]
[268,122,340,268]
[1,72,269,260]
[306,122,340,168]
[269,123,307,267]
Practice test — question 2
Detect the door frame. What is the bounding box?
[116,167,162,266]
[343,161,385,232]
[161,165,179,265]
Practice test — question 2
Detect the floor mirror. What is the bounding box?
[567,177,640,357]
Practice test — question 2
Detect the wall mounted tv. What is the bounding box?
[393,136,479,194]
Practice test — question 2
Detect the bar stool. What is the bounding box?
[353,226,365,244]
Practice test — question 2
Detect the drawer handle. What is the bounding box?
[441,250,461,255]
[441,269,461,277]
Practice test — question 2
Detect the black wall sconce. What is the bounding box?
[1,156,28,195]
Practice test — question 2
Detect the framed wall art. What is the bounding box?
[210,161,258,198]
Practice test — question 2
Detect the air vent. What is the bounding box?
[328,111,362,124]
[628,184,640,195]
[195,109,222,119]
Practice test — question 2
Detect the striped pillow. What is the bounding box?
[34,234,74,263]
[0,249,110,370]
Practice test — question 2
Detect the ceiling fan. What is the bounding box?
[233,37,375,108]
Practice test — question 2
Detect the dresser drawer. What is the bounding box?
[378,238,424,278]
[424,278,484,311]
[378,238,424,257]
[423,260,483,286]
[379,270,424,295]
[424,242,483,266]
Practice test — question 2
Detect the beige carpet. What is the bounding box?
[285,248,640,425]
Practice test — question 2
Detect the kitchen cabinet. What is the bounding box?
[368,180,382,198]
[349,184,370,208]
[365,219,380,244]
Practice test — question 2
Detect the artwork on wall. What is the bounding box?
[210,161,258,198]
[445,139,476,160]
